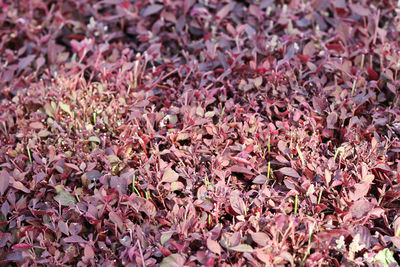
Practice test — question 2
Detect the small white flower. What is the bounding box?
[349,234,365,260]
[306,184,315,196]
[294,42,299,52]
[335,236,345,251]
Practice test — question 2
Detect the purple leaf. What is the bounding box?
[142,4,163,17]
[0,171,10,196]
[63,235,87,243]
[278,167,300,178]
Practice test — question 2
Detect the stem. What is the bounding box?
[132,175,141,197]
[351,78,357,96]
[360,54,365,69]
[27,146,32,164]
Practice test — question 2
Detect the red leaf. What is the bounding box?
[296,54,309,64]
[121,0,130,9]
[326,43,344,52]
[12,243,33,249]
[366,68,379,81]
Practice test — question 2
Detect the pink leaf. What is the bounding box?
[13,181,30,193]
[161,168,179,183]
[350,199,374,219]
[29,121,44,130]
[229,190,246,215]
[207,238,222,255]
[84,245,95,259]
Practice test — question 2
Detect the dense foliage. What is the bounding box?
[0,0,400,266]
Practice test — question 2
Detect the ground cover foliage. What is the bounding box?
[0,0,400,265]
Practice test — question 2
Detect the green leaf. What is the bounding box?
[160,231,174,246]
[374,248,396,267]
[160,254,186,267]
[88,136,101,143]
[38,130,51,138]
[229,244,254,253]
[44,102,55,118]
[107,154,119,163]
[59,103,71,115]
[54,185,76,206]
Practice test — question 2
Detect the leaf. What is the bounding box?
[229,191,246,215]
[12,243,34,249]
[207,238,222,255]
[107,154,119,163]
[278,167,300,178]
[0,171,10,196]
[230,165,254,176]
[251,232,270,247]
[161,231,174,246]
[350,3,371,16]
[88,136,101,143]
[38,130,51,137]
[216,2,235,20]
[176,132,190,141]
[326,112,338,129]
[63,235,87,243]
[142,4,163,17]
[374,163,392,172]
[366,68,379,81]
[85,170,102,181]
[54,185,76,206]
[84,245,95,259]
[229,244,254,253]
[18,55,36,72]
[349,182,371,201]
[253,174,267,184]
[162,168,179,183]
[109,210,124,231]
[350,199,374,219]
[160,254,186,267]
[374,248,397,266]
[29,121,44,130]
[13,181,30,193]
[59,103,72,115]
[170,181,184,191]
[44,102,55,118]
